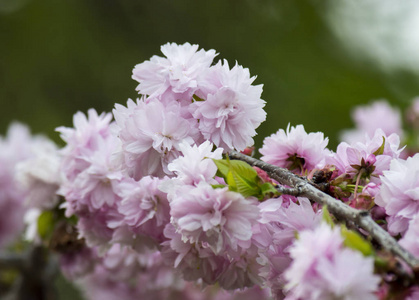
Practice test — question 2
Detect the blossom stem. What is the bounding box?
[353,168,365,203]
[229,151,419,271]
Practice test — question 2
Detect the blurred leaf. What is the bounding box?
[341,226,374,256]
[322,205,334,227]
[37,211,54,240]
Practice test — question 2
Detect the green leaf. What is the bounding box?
[372,136,386,156]
[192,94,205,102]
[341,226,374,256]
[37,211,55,240]
[227,160,260,197]
[322,206,334,227]
[211,184,227,189]
[213,158,281,200]
[260,182,278,196]
[213,158,231,180]
[213,159,261,198]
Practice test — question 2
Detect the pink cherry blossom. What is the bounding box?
[116,176,170,244]
[341,100,403,143]
[399,216,419,258]
[284,224,379,300]
[191,60,266,151]
[328,128,403,182]
[376,154,419,235]
[56,109,113,182]
[0,123,54,248]
[113,98,199,179]
[260,124,329,174]
[132,42,217,104]
[167,140,223,187]
[169,182,260,254]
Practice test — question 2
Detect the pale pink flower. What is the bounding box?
[169,182,260,254]
[116,176,170,244]
[191,60,266,151]
[285,224,344,292]
[399,216,419,258]
[341,100,403,143]
[216,245,264,290]
[16,138,61,209]
[328,128,403,182]
[77,209,116,254]
[161,223,226,285]
[113,98,199,179]
[0,123,52,248]
[212,286,272,300]
[132,42,217,103]
[56,109,113,182]
[284,224,379,300]
[376,154,419,235]
[167,140,223,187]
[311,249,380,300]
[260,124,329,174]
[256,197,322,298]
[61,134,123,216]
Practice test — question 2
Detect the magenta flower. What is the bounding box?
[260,124,329,174]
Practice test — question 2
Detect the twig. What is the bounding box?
[0,246,58,300]
[229,151,419,270]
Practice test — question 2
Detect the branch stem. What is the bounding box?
[229,151,419,270]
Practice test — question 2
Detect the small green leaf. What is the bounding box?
[322,206,334,227]
[37,211,55,240]
[260,182,279,198]
[213,158,281,200]
[192,94,205,102]
[211,184,227,189]
[341,226,374,256]
[372,136,386,156]
[213,158,263,198]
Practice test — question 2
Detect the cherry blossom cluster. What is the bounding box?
[3,43,419,300]
[0,123,60,248]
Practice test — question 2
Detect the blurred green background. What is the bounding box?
[2,0,419,298]
[2,0,419,150]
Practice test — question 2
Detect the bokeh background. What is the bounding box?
[3,0,419,150]
[2,0,419,298]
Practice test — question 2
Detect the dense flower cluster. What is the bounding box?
[4,43,419,300]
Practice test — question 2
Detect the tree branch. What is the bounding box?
[229,151,419,271]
